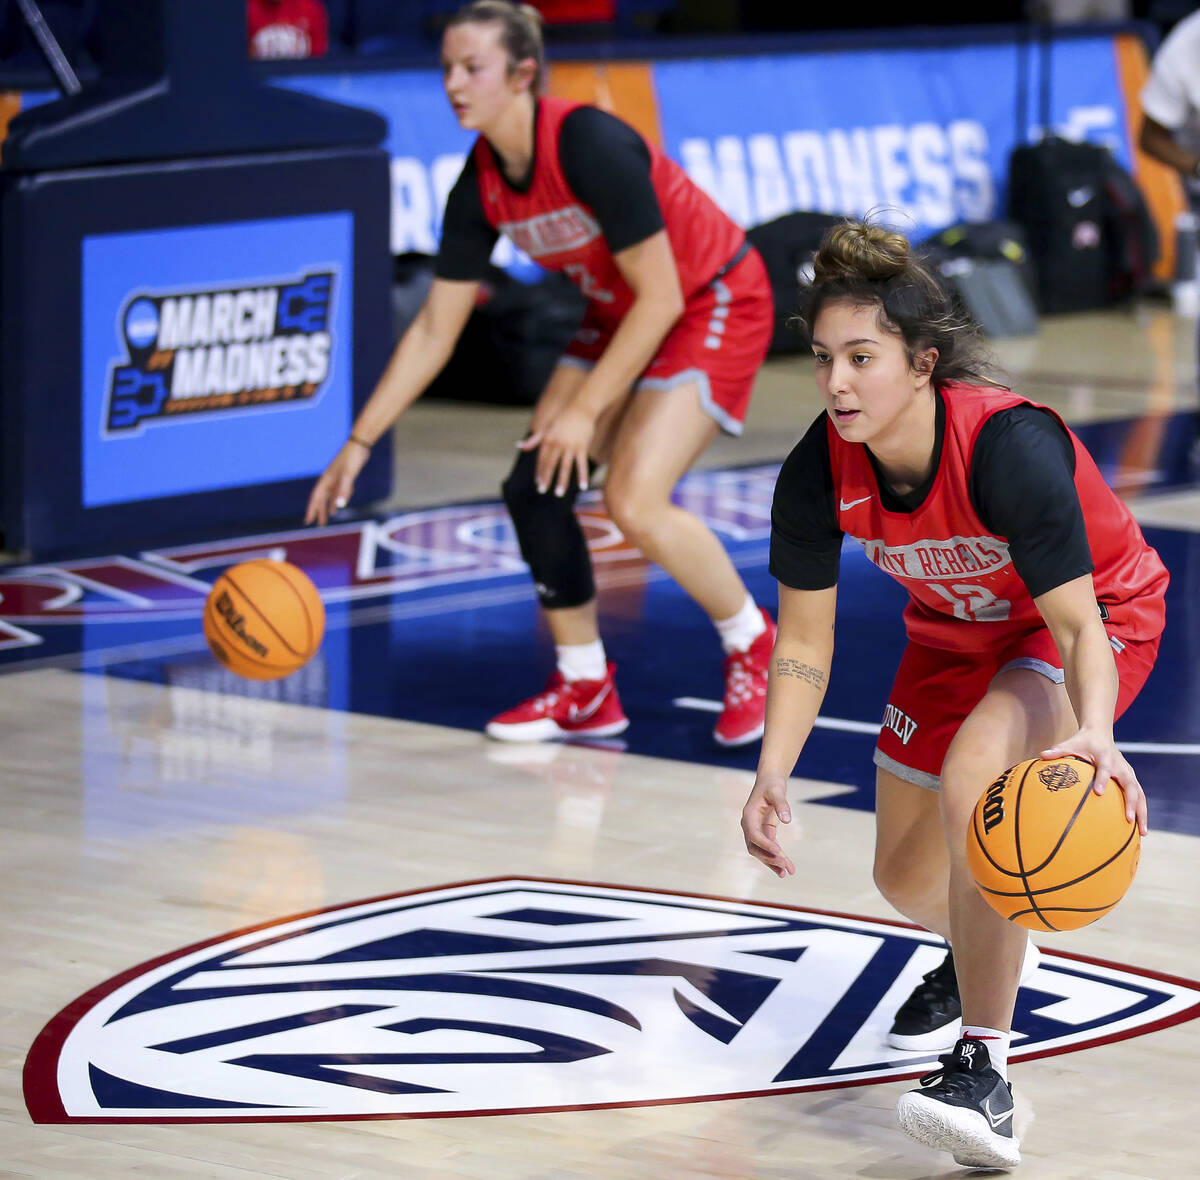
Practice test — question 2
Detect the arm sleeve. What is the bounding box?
[558,106,666,254]
[434,154,500,281]
[769,415,844,590]
[970,406,1094,599]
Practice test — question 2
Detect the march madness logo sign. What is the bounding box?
[104,269,337,434]
[24,879,1200,1122]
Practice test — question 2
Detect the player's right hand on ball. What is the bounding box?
[305,442,367,526]
[741,774,795,878]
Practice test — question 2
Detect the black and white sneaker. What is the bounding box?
[887,950,961,1051]
[887,943,1042,1053]
[896,1037,1021,1170]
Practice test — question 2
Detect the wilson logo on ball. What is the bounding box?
[213,589,268,657]
[981,774,1007,834]
[202,559,325,681]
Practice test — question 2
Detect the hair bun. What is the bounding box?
[813,220,910,284]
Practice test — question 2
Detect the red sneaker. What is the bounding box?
[714,610,776,747]
[485,662,629,742]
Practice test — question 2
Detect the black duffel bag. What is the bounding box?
[921,221,1039,338]
[745,211,845,353]
[392,253,587,405]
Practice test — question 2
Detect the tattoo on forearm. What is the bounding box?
[774,658,827,690]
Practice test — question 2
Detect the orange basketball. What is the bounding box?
[203,559,325,681]
[966,755,1140,932]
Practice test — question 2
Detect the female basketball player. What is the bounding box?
[306,1,775,746]
[739,220,1167,1169]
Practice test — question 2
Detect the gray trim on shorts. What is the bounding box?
[873,748,942,792]
[874,657,1066,792]
[994,656,1065,684]
[558,356,595,372]
[635,367,743,436]
[552,361,744,436]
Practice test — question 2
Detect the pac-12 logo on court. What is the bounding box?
[103,269,337,435]
[24,878,1200,1122]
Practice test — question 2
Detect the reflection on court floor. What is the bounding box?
[2,415,1198,835]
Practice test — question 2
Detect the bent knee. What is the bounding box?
[874,830,953,907]
[603,483,667,542]
[873,850,922,908]
[501,450,538,508]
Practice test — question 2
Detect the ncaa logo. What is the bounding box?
[123,298,160,350]
[24,878,1200,1122]
[1040,762,1082,791]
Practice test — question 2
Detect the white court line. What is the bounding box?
[673,697,1200,754]
[1111,741,1200,755]
[675,696,882,735]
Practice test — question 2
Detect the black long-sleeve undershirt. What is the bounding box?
[435,104,666,281]
[769,398,1093,600]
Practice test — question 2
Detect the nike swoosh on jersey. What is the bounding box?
[839,495,872,510]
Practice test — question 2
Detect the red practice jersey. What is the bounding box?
[247,0,328,61]
[531,0,617,21]
[828,383,1169,651]
[472,97,745,327]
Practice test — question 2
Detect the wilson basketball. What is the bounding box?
[203,559,325,681]
[966,755,1140,932]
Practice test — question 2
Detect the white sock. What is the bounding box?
[714,594,766,654]
[961,1025,1011,1082]
[1020,939,1041,985]
[556,640,607,683]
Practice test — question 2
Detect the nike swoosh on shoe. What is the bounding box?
[982,1097,1012,1130]
[568,683,612,723]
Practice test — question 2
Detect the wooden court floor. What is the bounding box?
[1,305,1198,1178]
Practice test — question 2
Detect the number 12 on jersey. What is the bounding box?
[927,583,1011,622]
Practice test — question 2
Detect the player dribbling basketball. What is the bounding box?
[306,1,777,746]
[739,219,1168,1169]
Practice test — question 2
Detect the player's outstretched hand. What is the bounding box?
[521,406,595,498]
[741,773,796,878]
[1042,727,1148,836]
[305,442,368,527]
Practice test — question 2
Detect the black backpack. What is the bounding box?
[1100,153,1159,302]
[1007,135,1111,314]
[1005,21,1158,313]
[1007,140,1159,312]
[745,211,845,352]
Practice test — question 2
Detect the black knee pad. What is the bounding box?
[501,449,595,609]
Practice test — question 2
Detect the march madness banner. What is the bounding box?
[81,213,354,508]
[650,35,1134,235]
[277,29,1168,262]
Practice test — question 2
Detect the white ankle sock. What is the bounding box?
[1020,939,1041,985]
[556,640,607,683]
[714,595,765,654]
[961,1025,1011,1081]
